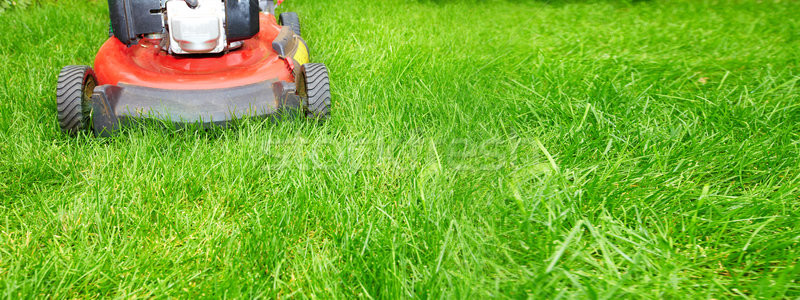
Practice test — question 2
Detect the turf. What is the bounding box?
[1,0,799,298]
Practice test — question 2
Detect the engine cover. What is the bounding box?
[166,0,227,54]
[107,0,261,54]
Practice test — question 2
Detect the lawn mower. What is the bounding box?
[56,0,330,136]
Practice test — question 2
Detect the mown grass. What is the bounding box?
[1,0,799,298]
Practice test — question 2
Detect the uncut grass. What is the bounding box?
[1,0,799,298]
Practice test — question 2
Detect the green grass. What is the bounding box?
[1,0,799,297]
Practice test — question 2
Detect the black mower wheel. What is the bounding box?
[279,12,301,36]
[57,65,97,135]
[298,63,331,120]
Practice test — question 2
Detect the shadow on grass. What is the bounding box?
[86,112,327,143]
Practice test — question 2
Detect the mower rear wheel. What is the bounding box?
[57,66,97,135]
[298,63,331,120]
[279,12,301,36]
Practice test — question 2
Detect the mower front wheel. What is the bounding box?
[57,65,97,135]
[298,63,331,120]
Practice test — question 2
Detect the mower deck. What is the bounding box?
[93,14,300,90]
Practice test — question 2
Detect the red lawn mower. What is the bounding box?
[57,0,330,136]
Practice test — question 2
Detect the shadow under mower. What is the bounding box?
[57,0,331,136]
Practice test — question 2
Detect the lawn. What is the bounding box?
[1,0,799,298]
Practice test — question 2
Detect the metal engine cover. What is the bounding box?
[166,0,227,54]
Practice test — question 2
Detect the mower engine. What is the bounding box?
[166,0,229,54]
[110,0,260,54]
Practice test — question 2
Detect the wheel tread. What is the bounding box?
[56,65,93,135]
[301,63,331,119]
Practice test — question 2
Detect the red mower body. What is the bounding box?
[56,8,329,137]
[94,14,294,90]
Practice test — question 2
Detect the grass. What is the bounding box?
[1,0,799,298]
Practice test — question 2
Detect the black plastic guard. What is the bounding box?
[91,80,300,136]
[108,0,163,46]
[226,0,261,42]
